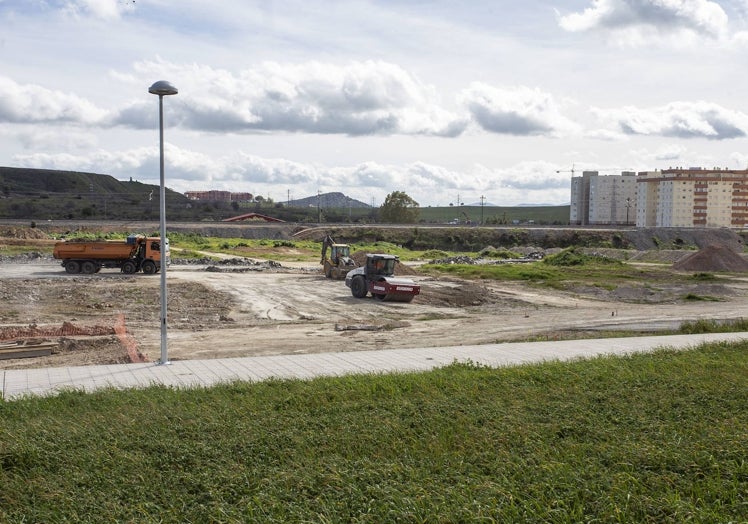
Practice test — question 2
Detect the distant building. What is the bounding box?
[570,171,637,225]
[636,167,748,228]
[184,190,253,202]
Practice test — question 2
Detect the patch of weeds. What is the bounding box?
[683,293,721,301]
[690,272,717,281]
[679,317,748,333]
[421,249,450,259]
[543,247,620,267]
[173,249,208,260]
[478,247,521,259]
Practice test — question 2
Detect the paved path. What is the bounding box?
[3,332,747,400]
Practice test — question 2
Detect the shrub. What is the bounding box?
[479,247,521,259]
[543,247,620,267]
[421,249,450,259]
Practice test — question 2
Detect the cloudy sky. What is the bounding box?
[3,0,748,207]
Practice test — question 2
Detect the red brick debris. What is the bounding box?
[0,316,149,364]
[114,313,148,363]
[0,321,114,340]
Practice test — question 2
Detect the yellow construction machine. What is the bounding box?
[320,234,358,279]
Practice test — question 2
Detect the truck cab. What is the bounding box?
[135,237,169,274]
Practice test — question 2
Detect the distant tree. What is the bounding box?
[379,191,419,223]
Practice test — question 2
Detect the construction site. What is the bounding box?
[3,224,748,369]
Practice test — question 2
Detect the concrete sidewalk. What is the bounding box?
[3,332,747,400]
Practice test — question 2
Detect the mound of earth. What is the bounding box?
[351,252,419,276]
[0,227,51,240]
[673,244,748,272]
[416,279,495,307]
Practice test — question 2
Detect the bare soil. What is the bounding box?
[3,247,748,369]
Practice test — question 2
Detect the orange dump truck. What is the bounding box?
[53,235,169,275]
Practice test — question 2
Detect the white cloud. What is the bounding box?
[559,0,730,45]
[653,144,688,160]
[459,83,580,137]
[584,128,630,141]
[730,151,748,168]
[12,127,99,151]
[593,101,748,139]
[0,76,109,124]
[733,30,748,44]
[628,145,722,167]
[113,60,467,137]
[61,0,131,20]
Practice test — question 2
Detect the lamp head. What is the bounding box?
[148,80,178,96]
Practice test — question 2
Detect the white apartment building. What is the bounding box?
[570,171,637,225]
[636,168,748,228]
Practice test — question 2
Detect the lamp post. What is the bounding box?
[149,80,178,365]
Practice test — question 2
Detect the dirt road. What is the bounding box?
[2,257,748,369]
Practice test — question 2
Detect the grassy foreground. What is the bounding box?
[1,344,747,523]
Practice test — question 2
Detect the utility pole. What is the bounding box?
[626,197,631,225]
[317,190,321,223]
[480,195,486,225]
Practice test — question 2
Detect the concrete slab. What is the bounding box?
[2,332,746,400]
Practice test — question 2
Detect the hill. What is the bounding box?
[0,166,198,221]
[0,167,568,224]
[289,192,370,209]
[0,166,144,196]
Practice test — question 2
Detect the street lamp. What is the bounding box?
[149,80,178,365]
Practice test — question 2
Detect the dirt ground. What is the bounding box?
[3,248,748,370]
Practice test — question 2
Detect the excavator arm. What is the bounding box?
[321,235,335,265]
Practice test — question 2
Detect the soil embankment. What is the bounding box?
[4,221,744,252]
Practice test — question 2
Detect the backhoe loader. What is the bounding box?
[320,234,357,279]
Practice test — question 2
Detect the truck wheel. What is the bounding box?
[65,261,80,274]
[122,261,137,274]
[81,261,97,274]
[351,276,367,298]
[142,261,157,274]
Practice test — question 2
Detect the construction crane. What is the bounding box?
[557,164,633,176]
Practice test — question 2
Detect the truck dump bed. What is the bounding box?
[53,239,138,260]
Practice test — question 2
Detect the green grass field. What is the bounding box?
[1,343,746,522]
